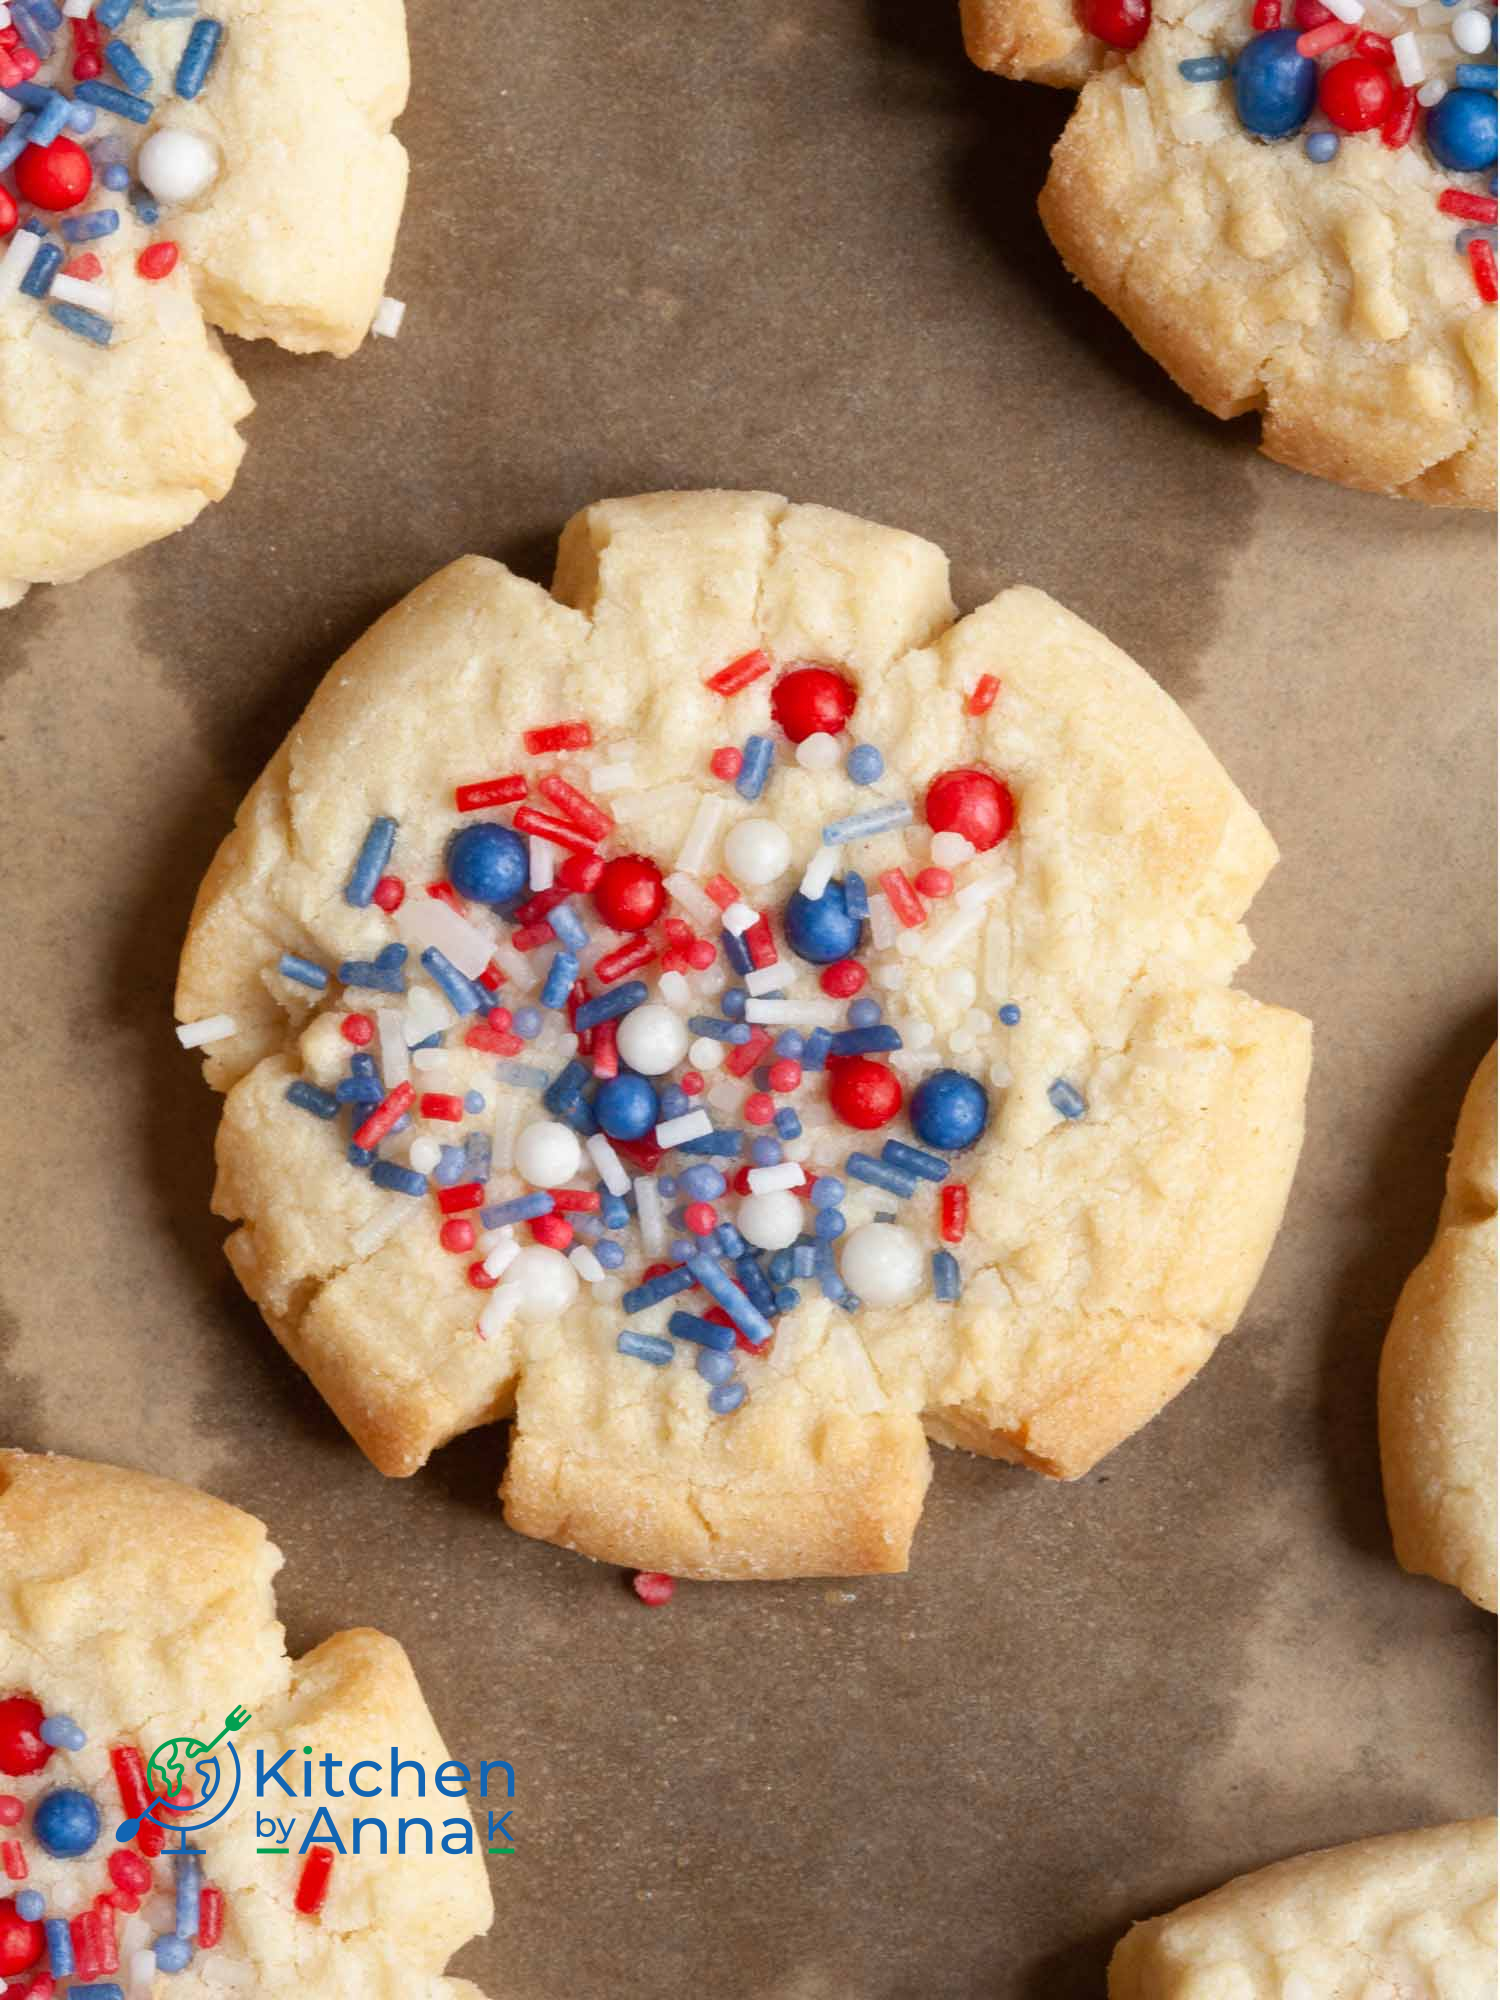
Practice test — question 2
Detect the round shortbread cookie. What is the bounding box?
[1109,1817,1497,1997]
[1379,1043,1497,1611]
[0,1449,493,1998]
[0,0,409,608]
[176,489,1311,1582]
[961,0,1498,505]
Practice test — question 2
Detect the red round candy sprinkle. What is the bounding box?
[742,1092,775,1126]
[679,1071,704,1095]
[107,1852,151,1897]
[709,747,743,781]
[632,1572,675,1606]
[0,1798,19,1828]
[730,1164,754,1195]
[11,47,38,79]
[770,665,857,743]
[683,1201,719,1235]
[914,866,953,899]
[440,1218,476,1254]
[136,240,179,281]
[557,851,604,893]
[767,1058,802,1093]
[486,1005,513,1031]
[15,135,92,212]
[819,958,867,999]
[530,1214,574,1250]
[0,187,15,237]
[371,874,405,912]
[0,1698,51,1779]
[340,1012,375,1046]
[467,1260,498,1290]
[0,1898,43,1977]
[1082,0,1150,45]
[685,938,716,970]
[1318,54,1393,129]
[923,767,1015,852]
[592,853,665,932]
[827,1055,903,1131]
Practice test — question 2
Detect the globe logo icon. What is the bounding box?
[116,1706,251,1855]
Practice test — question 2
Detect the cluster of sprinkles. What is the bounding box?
[0,1,405,344]
[179,654,1093,1421]
[0,1694,227,1995]
[1085,0,1497,299]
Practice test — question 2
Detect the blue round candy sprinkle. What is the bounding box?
[594,1071,659,1141]
[657,1084,690,1121]
[774,1285,800,1313]
[846,743,884,785]
[595,1239,625,1270]
[909,1067,991,1152]
[512,1005,542,1038]
[446,821,528,904]
[1303,129,1339,162]
[749,1137,782,1167]
[810,1176,845,1209]
[657,1174,679,1200]
[38,1715,85,1751]
[101,160,130,190]
[15,1891,44,1922]
[33,1786,100,1859]
[669,1238,696,1264]
[1427,88,1499,172]
[696,1348,737,1385]
[782,878,861,965]
[708,1381,747,1415]
[721,988,748,1020]
[680,1164,726,1201]
[848,997,882,1029]
[998,1003,1022,1026]
[463,1090,486,1114]
[814,1208,846,1240]
[1234,29,1317,138]
[773,1030,805,1060]
[155,1935,194,1973]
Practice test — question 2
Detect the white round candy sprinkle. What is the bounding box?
[736,1189,805,1251]
[688,1036,726,1071]
[1453,10,1490,51]
[508,1245,580,1321]
[840,1222,925,1308]
[616,1002,690,1076]
[137,127,220,204]
[514,1119,583,1188]
[795,731,841,771]
[930,831,974,869]
[408,1138,442,1174]
[723,816,792,887]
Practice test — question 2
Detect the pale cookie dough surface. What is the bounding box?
[0,0,408,604]
[962,0,1498,505]
[1379,1043,1497,1612]
[177,489,1311,1582]
[1108,1818,1498,1998]
[0,1449,493,1999]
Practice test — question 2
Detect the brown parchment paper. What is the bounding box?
[1,5,1495,1996]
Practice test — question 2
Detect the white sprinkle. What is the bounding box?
[492,1091,524,1171]
[800,843,840,899]
[175,1011,237,1048]
[1417,75,1447,102]
[707,1080,743,1114]
[693,962,728,998]
[483,1233,521,1279]
[398,893,495,978]
[1392,28,1425,79]
[664,870,719,927]
[656,1109,713,1147]
[957,871,1007,910]
[378,1007,410,1087]
[929,830,974,869]
[941,967,978,1006]
[689,1037,726,1070]
[490,939,539,990]
[403,984,451,1046]
[129,1948,158,1997]
[1324,0,1365,20]
[951,1030,976,1055]
[60,0,90,15]
[408,1136,442,1174]
[0,91,19,124]
[722,900,759,936]
[745,961,790,995]
[529,835,555,892]
[590,761,638,795]
[744,997,843,1026]
[1452,9,1490,51]
[635,1176,665,1253]
[677,795,727,876]
[371,294,406,339]
[747,1162,806,1193]
[795,731,841,770]
[408,1047,448,1075]
[0,229,36,306]
[50,274,113,312]
[569,1244,606,1283]
[351,1194,417,1259]
[867,892,898,950]
[586,1133,631,1196]
[479,1282,522,1340]
[874,962,907,989]
[657,969,693,1010]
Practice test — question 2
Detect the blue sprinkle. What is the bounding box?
[175,14,223,97]
[10,5,50,58]
[791,1243,817,1279]
[842,872,869,922]
[680,1164,727,1200]
[708,1381,747,1415]
[104,35,152,90]
[27,89,70,146]
[464,1090,486,1115]
[539,948,580,1010]
[67,103,97,132]
[128,185,161,226]
[95,0,133,23]
[337,959,405,993]
[829,1024,902,1057]
[668,1236,697,1264]
[370,1161,427,1197]
[720,927,753,975]
[657,1175,680,1199]
[1457,225,1499,253]
[773,1030,804,1059]
[45,1918,75,1977]
[560,1095,598,1137]
[767,1249,794,1284]
[599,1192,631,1230]
[848,997,882,1029]
[479,1191,553,1227]
[845,743,884,785]
[814,1239,847,1303]
[409,1030,444,1052]
[432,1144,467,1186]
[347,1141,376,1167]
[1456,62,1499,89]
[932,1250,962,1302]
[73,78,152,120]
[802,1027,833,1071]
[512,1005,542,1038]
[696,1347,737,1385]
[375,943,407,969]
[343,814,397,907]
[748,1137,781,1167]
[49,301,115,350]
[821,802,913,846]
[686,1253,773,1343]
[15,1888,44,1921]
[28,0,61,23]
[618,1330,675,1366]
[736,734,774,801]
[542,1057,590,1115]
[623,1265,697,1313]
[463,1130,493,1179]
[673,1128,743,1158]
[286,1080,338,1120]
[0,116,36,173]
[880,1138,950,1184]
[713,1222,745,1259]
[813,1207,845,1240]
[998,1003,1022,1025]
[720,988,748,1020]
[334,1075,381,1103]
[1304,129,1339,162]
[1178,53,1230,80]
[278,952,329,991]
[668,1309,737,1351]
[1048,1078,1087,1121]
[5,79,52,105]
[145,0,199,14]
[156,1934,194,1972]
[810,1175,845,1209]
[774,1107,801,1139]
[774,1285,799,1313]
[174,1851,201,1941]
[595,1239,625,1269]
[38,1714,85,1750]
[734,1253,778,1317]
[20,242,63,299]
[421,946,487,1016]
[549,900,590,951]
[688,1014,750,1044]
[574,980,648,1029]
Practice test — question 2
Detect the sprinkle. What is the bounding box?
[635,1175,666,1252]
[576,978,649,1026]
[1295,19,1354,51]
[137,239,179,280]
[286,1080,338,1120]
[705,648,772,696]
[45,1918,74,1977]
[618,1329,675,1365]
[174,12,221,95]
[845,743,884,784]
[370,1160,427,1196]
[294,1845,334,1917]
[103,31,149,87]
[746,1161,805,1192]
[656,1109,713,1147]
[197,1887,224,1950]
[479,1192,554,1228]
[685,1254,774,1343]
[538,772,613,840]
[455,774,526,812]
[939,1181,969,1243]
[278,952,328,990]
[932,1250,962,1301]
[821,801,913,846]
[1047,1078,1087,1120]
[344,815,397,907]
[881,1138,950,1183]
[1178,52,1230,76]
[799,844,841,901]
[19,241,61,296]
[175,1012,237,1048]
[367,291,405,337]
[73,76,151,116]
[351,1079,414,1151]
[1440,188,1499,221]
[1304,129,1340,159]
[1470,235,1499,300]
[513,804,598,855]
[846,1152,918,1198]
[549,900,591,950]
[586,1133,632,1195]
[998,1003,1022,1025]
[795,730,841,771]
[830,1024,902,1056]
[623,1264,696,1312]
[709,1381,747,1414]
[523,720,592,755]
[735,735,774,801]
[966,674,1001,715]
[802,1026,833,1070]
[667,1309,736,1350]
[744,997,842,1026]
[421,946,487,1015]
[539,949,580,1009]
[687,1014,750,1044]
[744,960,791,996]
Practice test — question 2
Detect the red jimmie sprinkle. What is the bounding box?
[726,1027,773,1077]
[62,250,101,280]
[940,1183,969,1245]
[137,1821,165,1859]
[110,1746,148,1820]
[477,963,504,991]
[557,850,604,893]
[1379,82,1416,148]
[0,1797,19,1827]
[913,867,953,900]
[514,886,569,925]
[108,1851,151,1897]
[743,916,776,969]
[591,1017,620,1079]
[1,1840,24,1880]
[438,1180,485,1215]
[71,1911,101,1978]
[468,1260,498,1290]
[1296,20,1354,54]
[455,774,526,812]
[820,959,866,998]
[420,1093,464,1122]
[1470,237,1499,305]
[880,869,925,928]
[512,805,598,855]
[94,1902,118,1974]
[510,922,555,952]
[1355,29,1393,60]
[1440,189,1499,224]
[1252,0,1281,26]
[742,1093,775,1126]
[465,1022,523,1056]
[538,773,613,840]
[426,880,465,914]
[523,721,592,755]
[966,674,1001,716]
[295,1845,335,1917]
[530,1213,573,1250]
[703,874,738,910]
[371,874,405,912]
[679,1070,704,1095]
[595,935,656,984]
[550,1187,602,1212]
[352,1081,414,1152]
[198,1885,225,1950]
[709,746,742,781]
[704,649,772,697]
[1293,0,1333,22]
[631,1571,676,1605]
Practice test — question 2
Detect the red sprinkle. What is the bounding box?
[827,1055,904,1132]
[94,1903,118,1975]
[767,1058,802,1093]
[420,1092,464,1122]
[530,1214,574,1250]
[352,1081,415,1152]
[455,774,526,812]
[557,851,605,893]
[340,1012,375,1047]
[0,1798,19,1828]
[510,921,555,952]
[523,721,592,755]
[1470,237,1499,305]
[371,874,405,913]
[591,1017,620,1079]
[679,1070,704,1095]
[512,804,598,855]
[686,938,716,969]
[966,674,1001,716]
[110,1747,148,1820]
[136,240,179,281]
[820,959,867,998]
[703,874,739,910]
[425,880,466,915]
[743,915,777,969]
[1296,22,1355,55]
[464,1023,524,1056]
[913,867,954,899]
[198,1885,224,1950]
[107,1851,151,1897]
[438,1180,485,1215]
[1380,81,1416,148]
[684,1201,719,1235]
[1081,0,1150,47]
[550,1188,602,1212]
[1,1841,25,1881]
[742,1093,775,1126]
[468,1260,498,1290]
[726,1027,773,1077]
[632,1571,676,1605]
[880,868,925,928]
[70,1912,100,1978]
[1252,0,1281,27]
[940,1183,969,1244]
[1440,190,1499,224]
[477,963,504,991]
[1354,29,1393,60]
[439,1219,476,1254]
[595,935,657,984]
[61,250,101,280]
[704,649,772,697]
[1293,0,1333,23]
[709,747,743,781]
[538,772,614,840]
[294,1846,335,1917]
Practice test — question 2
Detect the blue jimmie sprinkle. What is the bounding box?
[480,1192,553,1228]
[20,242,62,299]
[154,1939,194,1973]
[932,1250,962,1302]
[95,0,133,24]
[101,160,131,190]
[26,89,69,146]
[338,957,405,994]
[696,1347,737,1385]
[713,1222,745,1259]
[549,900,590,951]
[774,1107,802,1139]
[687,1015,750,1044]
[596,1239,625,1269]
[830,1024,902,1057]
[174,1851,202,1941]
[736,734,774,801]
[1048,1078,1087,1121]
[618,1330,674,1366]
[574,980,648,1029]
[540,948,579,1010]
[15,1891,44,1921]
[686,1254,773,1344]
[814,1239,847,1303]
[845,743,884,785]
[66,102,96,132]
[1178,53,1229,79]
[848,997,882,1028]
[772,1030,805,1059]
[842,872,869,922]
[496,1060,550,1092]
[128,186,161,226]
[802,1027,833,1071]
[9,5,50,58]
[767,1249,794,1284]
[28,0,62,24]
[680,1164,727,1201]
[709,1381,747,1415]
[511,1005,542,1038]
[542,1058,590,1115]
[720,928,753,975]
[45,1919,74,1978]
[38,1714,85,1750]
[104,35,152,90]
[286,1080,338,1120]
[279,952,329,991]
[1456,62,1499,88]
[421,946,487,1015]
[813,1207,845,1240]
[1304,130,1339,163]
[668,1310,736,1352]
[791,1243,817,1279]
[821,801,913,846]
[334,1074,380,1103]
[719,988,748,1021]
[774,1285,799,1313]
[464,1090,487,1116]
[748,1137,780,1168]
[145,0,199,14]
[810,1176,844,1209]
[673,1128,743,1158]
[881,1138,950,1184]
[599,1192,631,1230]
[734,1254,777,1318]
[370,1161,427,1197]
[623,1265,697,1313]
[175,15,224,96]
[0,116,36,173]
[998,1003,1021,1025]
[344,815,397,907]
[433,1145,467,1187]
[73,78,153,120]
